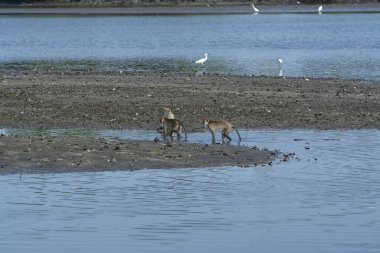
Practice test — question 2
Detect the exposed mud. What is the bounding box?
[0,134,275,174]
[0,71,378,174]
[0,71,378,131]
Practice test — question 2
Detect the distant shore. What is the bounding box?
[1,3,380,15]
[1,1,380,8]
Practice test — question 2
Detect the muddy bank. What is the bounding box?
[0,71,379,131]
[0,70,376,174]
[0,134,275,174]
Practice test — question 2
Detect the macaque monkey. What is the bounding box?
[203,119,241,144]
[161,117,187,141]
[162,107,182,136]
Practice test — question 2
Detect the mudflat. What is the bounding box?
[0,71,379,173]
[0,71,378,130]
[0,134,276,175]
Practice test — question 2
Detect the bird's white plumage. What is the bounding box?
[318,5,323,13]
[196,53,208,65]
[278,58,283,77]
[252,4,259,13]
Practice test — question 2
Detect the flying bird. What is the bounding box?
[252,4,259,13]
[196,53,208,65]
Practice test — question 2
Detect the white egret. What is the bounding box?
[252,4,259,13]
[318,5,323,14]
[196,53,208,65]
[278,58,283,77]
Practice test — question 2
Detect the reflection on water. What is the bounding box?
[1,12,380,81]
[0,128,159,140]
[2,128,97,137]
[0,129,379,252]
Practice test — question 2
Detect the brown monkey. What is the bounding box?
[162,107,182,136]
[161,117,187,141]
[203,119,241,144]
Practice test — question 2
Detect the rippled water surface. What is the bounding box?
[1,129,379,252]
[1,8,380,81]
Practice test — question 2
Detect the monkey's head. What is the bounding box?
[202,119,209,126]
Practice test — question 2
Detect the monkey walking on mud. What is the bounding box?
[160,117,188,141]
[158,107,184,138]
[157,108,240,144]
[203,119,241,144]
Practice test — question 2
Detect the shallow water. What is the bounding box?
[0,129,379,252]
[1,9,380,81]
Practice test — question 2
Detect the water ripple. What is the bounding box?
[0,130,379,252]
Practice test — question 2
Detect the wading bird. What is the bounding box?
[278,58,283,77]
[252,4,259,13]
[196,53,208,65]
[318,5,323,14]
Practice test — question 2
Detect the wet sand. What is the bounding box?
[0,71,378,131]
[0,134,276,175]
[0,71,379,173]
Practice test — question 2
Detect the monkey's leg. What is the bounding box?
[163,127,168,141]
[225,133,232,142]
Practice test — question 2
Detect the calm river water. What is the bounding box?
[0,129,379,252]
[1,6,379,252]
[1,7,380,81]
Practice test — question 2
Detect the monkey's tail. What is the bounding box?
[179,121,188,141]
[234,127,242,142]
